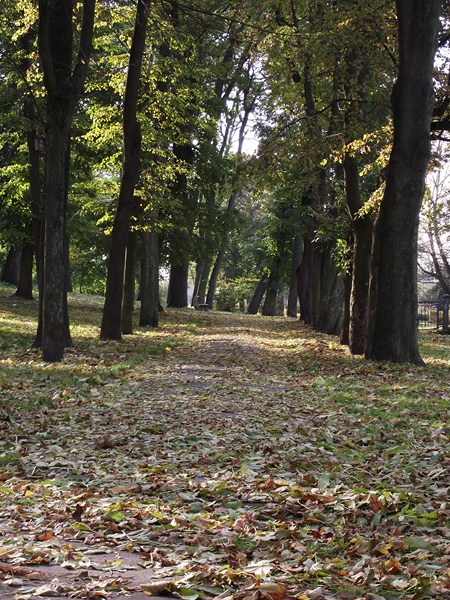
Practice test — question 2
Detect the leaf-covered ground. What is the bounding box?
[0,286,449,599]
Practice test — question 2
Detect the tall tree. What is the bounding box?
[38,0,95,361]
[335,2,394,354]
[100,0,151,340]
[139,225,160,328]
[365,0,442,364]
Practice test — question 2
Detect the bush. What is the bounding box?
[215,278,258,312]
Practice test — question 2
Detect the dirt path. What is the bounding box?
[2,312,313,599]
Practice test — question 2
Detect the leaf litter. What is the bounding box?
[0,292,449,599]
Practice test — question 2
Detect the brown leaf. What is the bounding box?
[72,504,85,522]
[36,531,56,542]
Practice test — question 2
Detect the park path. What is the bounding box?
[1,312,323,599]
[1,309,449,599]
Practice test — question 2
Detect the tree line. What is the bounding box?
[0,0,448,365]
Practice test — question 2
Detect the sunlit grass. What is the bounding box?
[1,282,450,416]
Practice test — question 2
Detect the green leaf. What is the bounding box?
[404,537,435,550]
[104,510,126,522]
[178,587,200,600]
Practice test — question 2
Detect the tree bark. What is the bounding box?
[15,241,34,300]
[191,261,203,306]
[101,0,150,340]
[166,143,195,309]
[122,227,137,334]
[365,0,441,364]
[262,271,279,316]
[247,275,269,314]
[38,0,95,361]
[315,249,343,335]
[167,262,189,308]
[276,291,285,316]
[287,234,302,317]
[1,246,22,285]
[192,260,210,306]
[297,238,313,325]
[139,229,159,327]
[425,226,450,295]
[41,107,72,360]
[24,103,44,345]
[9,31,41,303]
[198,260,210,305]
[206,187,240,309]
[206,247,225,309]
[343,154,373,355]
[340,267,352,346]
[298,239,343,335]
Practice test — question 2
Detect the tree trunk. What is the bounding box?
[366,0,441,364]
[314,250,343,335]
[167,262,189,308]
[297,238,313,325]
[191,261,203,306]
[206,247,226,309]
[287,234,302,317]
[15,241,34,300]
[41,112,72,360]
[298,239,343,334]
[140,229,159,327]
[426,226,450,295]
[24,103,44,346]
[262,272,279,316]
[166,143,196,309]
[38,0,95,361]
[349,219,372,353]
[276,292,285,316]
[100,0,149,340]
[12,31,39,303]
[1,246,22,285]
[340,268,352,346]
[206,189,239,309]
[343,154,373,355]
[192,260,210,306]
[247,275,269,314]
[122,227,137,334]
[198,260,210,305]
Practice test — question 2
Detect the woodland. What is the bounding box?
[0,0,450,598]
[0,0,450,364]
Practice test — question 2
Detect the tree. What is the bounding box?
[100,0,151,340]
[0,4,44,302]
[205,95,258,309]
[255,0,348,335]
[139,226,159,328]
[333,1,395,354]
[365,0,442,364]
[38,0,95,361]
[1,246,22,285]
[247,274,268,314]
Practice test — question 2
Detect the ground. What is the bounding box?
[0,287,449,599]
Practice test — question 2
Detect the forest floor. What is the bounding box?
[0,285,449,600]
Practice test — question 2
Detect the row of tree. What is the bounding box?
[0,0,448,364]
